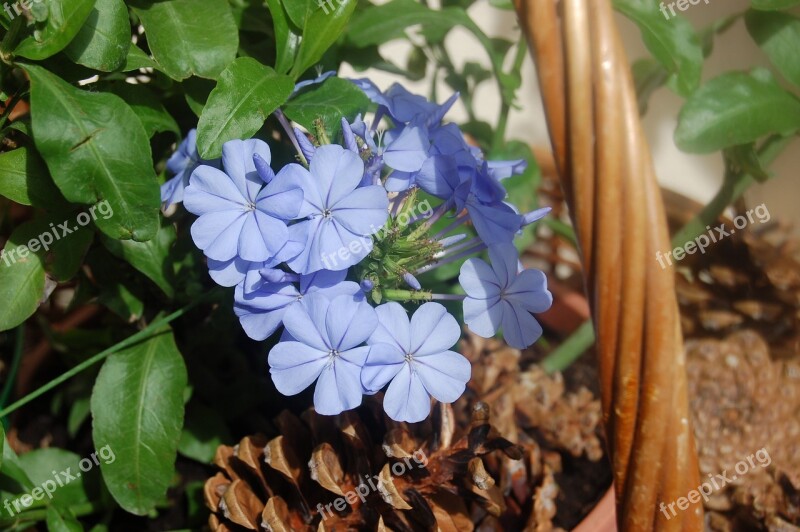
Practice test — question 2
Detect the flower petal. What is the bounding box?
[361,344,405,392]
[191,210,247,261]
[331,185,389,235]
[383,126,429,172]
[268,341,327,395]
[221,139,270,202]
[207,257,249,287]
[313,359,364,415]
[184,165,244,214]
[369,302,411,353]
[463,296,502,338]
[257,171,304,220]
[414,351,471,403]
[459,258,501,299]
[487,243,519,288]
[281,293,330,351]
[382,365,431,423]
[309,145,364,207]
[505,269,553,313]
[325,295,378,351]
[409,303,460,356]
[500,300,543,349]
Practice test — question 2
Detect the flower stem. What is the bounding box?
[430,293,465,301]
[0,325,24,429]
[274,109,307,165]
[383,289,433,302]
[670,134,789,249]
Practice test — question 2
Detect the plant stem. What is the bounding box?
[0,325,24,428]
[670,134,790,249]
[0,17,22,62]
[383,289,433,302]
[0,501,103,528]
[541,320,595,374]
[0,299,205,419]
[492,35,528,152]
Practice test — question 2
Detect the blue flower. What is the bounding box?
[362,303,470,423]
[234,270,359,340]
[161,129,219,207]
[283,144,389,274]
[184,139,303,262]
[292,70,336,95]
[206,236,304,291]
[268,292,378,415]
[459,243,552,349]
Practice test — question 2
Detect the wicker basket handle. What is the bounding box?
[513,1,703,529]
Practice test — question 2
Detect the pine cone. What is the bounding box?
[687,330,800,529]
[204,335,607,531]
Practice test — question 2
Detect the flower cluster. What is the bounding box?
[162,79,553,423]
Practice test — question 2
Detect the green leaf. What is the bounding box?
[675,69,800,153]
[178,403,231,463]
[283,0,315,28]
[64,0,130,71]
[17,448,91,506]
[632,57,669,115]
[130,0,238,80]
[99,221,176,297]
[266,0,301,74]
[284,77,368,139]
[613,0,703,96]
[347,0,461,47]
[46,506,83,532]
[1,433,35,492]
[105,83,180,138]
[119,45,159,72]
[291,0,356,78]
[68,396,91,438]
[745,9,800,87]
[0,223,46,332]
[0,148,69,210]
[45,217,95,282]
[196,57,294,159]
[183,77,215,117]
[752,0,800,9]
[724,143,771,182]
[15,0,96,60]
[23,64,161,241]
[91,328,187,515]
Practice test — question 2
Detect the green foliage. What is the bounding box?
[284,76,368,138]
[15,0,95,60]
[129,0,238,80]
[675,69,800,153]
[196,57,294,158]
[91,328,187,515]
[64,0,130,71]
[745,9,800,87]
[24,64,161,241]
[614,0,703,96]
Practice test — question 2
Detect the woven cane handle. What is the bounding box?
[513,1,703,529]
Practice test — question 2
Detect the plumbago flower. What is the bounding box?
[362,303,470,422]
[268,293,377,415]
[173,79,553,423]
[459,243,553,349]
[160,129,219,207]
[184,139,303,262]
[281,144,389,274]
